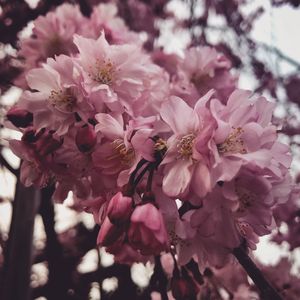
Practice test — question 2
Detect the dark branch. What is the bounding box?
[0,152,19,177]
[233,246,282,300]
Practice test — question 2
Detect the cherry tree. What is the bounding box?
[0,1,300,299]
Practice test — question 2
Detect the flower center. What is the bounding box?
[45,35,68,58]
[217,127,246,155]
[92,59,115,85]
[177,134,195,159]
[191,73,211,89]
[48,89,76,113]
[108,139,135,166]
[235,186,255,213]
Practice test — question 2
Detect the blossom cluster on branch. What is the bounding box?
[5,2,298,298]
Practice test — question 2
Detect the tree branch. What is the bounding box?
[0,180,40,300]
[233,246,282,300]
[258,41,300,70]
[0,152,19,177]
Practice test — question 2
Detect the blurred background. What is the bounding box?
[1,0,300,299]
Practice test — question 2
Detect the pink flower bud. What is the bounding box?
[7,107,33,128]
[107,192,133,225]
[128,203,169,255]
[171,276,199,299]
[160,253,174,276]
[75,125,97,152]
[97,217,124,247]
[36,132,63,155]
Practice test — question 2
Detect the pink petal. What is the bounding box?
[160,96,196,135]
[163,159,193,197]
[95,113,123,139]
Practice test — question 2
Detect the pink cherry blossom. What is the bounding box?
[92,112,154,185]
[107,192,133,224]
[5,2,298,291]
[160,91,215,198]
[73,33,168,116]
[206,89,292,183]
[172,46,237,106]
[89,3,141,45]
[16,4,91,87]
[18,55,92,135]
[9,128,62,187]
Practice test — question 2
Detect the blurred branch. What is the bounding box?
[0,152,19,177]
[39,185,68,300]
[202,24,300,70]
[259,41,300,70]
[233,246,282,300]
[0,179,40,300]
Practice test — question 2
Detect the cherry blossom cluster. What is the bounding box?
[7,2,294,276]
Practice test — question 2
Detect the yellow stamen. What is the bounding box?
[48,89,76,112]
[91,59,115,85]
[217,127,246,155]
[177,134,195,159]
[107,139,134,166]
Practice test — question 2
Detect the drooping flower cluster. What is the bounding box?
[7,2,294,278]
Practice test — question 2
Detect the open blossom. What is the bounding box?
[207,89,292,183]
[9,128,62,187]
[160,91,215,198]
[128,203,169,255]
[92,112,154,186]
[89,3,141,45]
[16,4,91,87]
[172,46,237,106]
[73,33,168,116]
[18,55,92,135]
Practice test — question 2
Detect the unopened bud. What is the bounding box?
[107,192,133,225]
[75,124,97,152]
[7,107,33,128]
[97,217,124,247]
[171,277,199,300]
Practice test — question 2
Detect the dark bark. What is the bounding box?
[0,179,40,300]
[233,246,283,300]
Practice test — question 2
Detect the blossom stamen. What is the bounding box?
[91,59,115,85]
[108,138,134,166]
[177,134,195,159]
[235,186,255,213]
[48,89,76,112]
[217,127,246,154]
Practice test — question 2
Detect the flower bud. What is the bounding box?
[7,107,33,128]
[107,192,133,225]
[75,124,97,152]
[171,271,199,300]
[128,203,169,255]
[97,217,124,247]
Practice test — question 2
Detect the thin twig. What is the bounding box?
[0,152,19,177]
